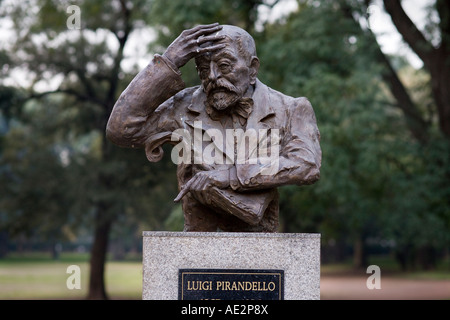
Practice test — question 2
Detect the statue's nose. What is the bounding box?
[207,62,221,82]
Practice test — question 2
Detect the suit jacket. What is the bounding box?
[107,54,321,231]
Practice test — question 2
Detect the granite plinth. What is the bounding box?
[142,231,320,300]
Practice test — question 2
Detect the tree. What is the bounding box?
[362,0,450,269]
[382,0,450,139]
[334,0,450,143]
[0,0,178,299]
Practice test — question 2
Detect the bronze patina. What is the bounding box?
[107,24,321,232]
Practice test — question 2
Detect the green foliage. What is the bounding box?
[164,204,184,231]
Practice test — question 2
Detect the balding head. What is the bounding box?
[216,25,257,64]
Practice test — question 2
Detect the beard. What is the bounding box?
[207,90,240,111]
[204,80,242,111]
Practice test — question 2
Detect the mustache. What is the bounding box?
[205,79,239,95]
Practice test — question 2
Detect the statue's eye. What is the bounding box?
[218,62,231,73]
[199,67,209,78]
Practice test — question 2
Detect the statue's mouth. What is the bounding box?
[211,87,229,94]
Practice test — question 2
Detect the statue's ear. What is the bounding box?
[249,56,260,85]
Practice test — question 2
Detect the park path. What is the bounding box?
[320,275,450,300]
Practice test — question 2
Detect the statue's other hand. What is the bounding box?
[174,170,230,203]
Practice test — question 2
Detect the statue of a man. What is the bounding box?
[106,23,321,232]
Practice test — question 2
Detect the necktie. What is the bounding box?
[205,97,254,126]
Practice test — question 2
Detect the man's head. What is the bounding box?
[195,25,260,111]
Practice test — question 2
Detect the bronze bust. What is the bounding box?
[106,23,321,232]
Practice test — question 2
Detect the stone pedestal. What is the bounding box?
[142,231,320,300]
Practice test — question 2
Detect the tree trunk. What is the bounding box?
[87,207,112,300]
[341,2,429,143]
[383,0,450,139]
[0,232,8,258]
[377,50,429,144]
[353,236,367,269]
[430,52,450,138]
[416,245,437,270]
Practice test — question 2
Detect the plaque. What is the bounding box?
[178,269,284,300]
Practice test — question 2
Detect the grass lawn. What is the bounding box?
[1,252,449,299]
[321,255,450,280]
[0,253,142,299]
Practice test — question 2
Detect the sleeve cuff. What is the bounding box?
[154,54,182,76]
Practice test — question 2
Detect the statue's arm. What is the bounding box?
[233,98,322,190]
[107,23,226,148]
[106,54,185,148]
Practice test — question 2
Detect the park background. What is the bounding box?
[0,0,449,299]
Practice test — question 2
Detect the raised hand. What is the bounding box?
[163,23,226,69]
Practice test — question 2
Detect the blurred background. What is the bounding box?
[0,0,449,300]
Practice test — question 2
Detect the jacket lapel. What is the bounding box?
[185,87,234,163]
[245,79,275,131]
[183,80,276,169]
[236,80,278,183]
[236,80,276,165]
